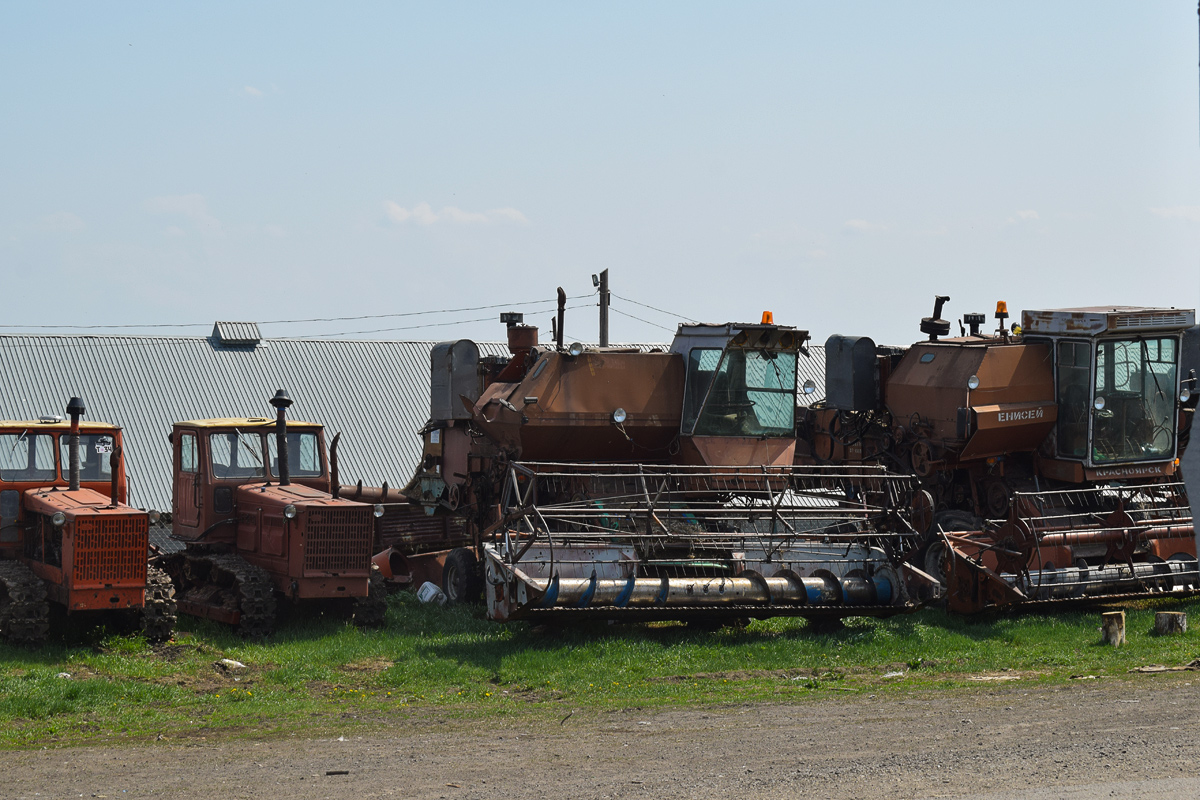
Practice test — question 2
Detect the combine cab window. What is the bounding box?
[209,431,266,479]
[1092,337,1177,463]
[685,348,797,437]
[1055,341,1091,458]
[682,349,723,434]
[267,432,323,478]
[0,433,56,482]
[59,434,114,481]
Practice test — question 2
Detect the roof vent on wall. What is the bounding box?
[212,321,263,349]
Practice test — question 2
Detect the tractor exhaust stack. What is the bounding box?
[66,396,85,491]
[270,389,294,486]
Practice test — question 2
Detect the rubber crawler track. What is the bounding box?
[0,560,50,644]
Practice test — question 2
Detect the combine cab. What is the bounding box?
[392,309,940,622]
[0,398,175,644]
[156,391,385,636]
[801,299,1198,610]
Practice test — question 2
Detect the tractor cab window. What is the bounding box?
[1092,337,1178,463]
[1055,341,1091,458]
[59,434,114,481]
[0,432,56,482]
[267,431,323,478]
[179,432,198,473]
[209,430,267,479]
[684,347,797,437]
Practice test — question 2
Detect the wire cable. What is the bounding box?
[0,296,594,331]
[611,292,698,324]
[306,304,595,339]
[609,306,676,333]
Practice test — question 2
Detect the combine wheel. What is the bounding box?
[141,565,178,642]
[0,561,50,645]
[442,547,483,605]
[352,564,387,627]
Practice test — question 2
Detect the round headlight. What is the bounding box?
[373,504,385,518]
[147,509,161,525]
[1093,396,1106,411]
[283,504,298,520]
[1181,387,1192,403]
[611,408,627,424]
[967,375,980,390]
[51,511,66,528]
[802,379,817,395]
[568,342,584,357]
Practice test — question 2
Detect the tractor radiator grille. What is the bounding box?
[305,507,372,573]
[73,514,148,586]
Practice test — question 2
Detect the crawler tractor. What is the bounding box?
[378,308,939,622]
[156,391,385,636]
[0,398,175,644]
[800,299,1198,610]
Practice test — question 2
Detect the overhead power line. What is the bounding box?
[609,306,676,333]
[611,292,698,324]
[308,304,594,339]
[0,296,595,331]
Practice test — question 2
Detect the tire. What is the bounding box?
[442,548,483,605]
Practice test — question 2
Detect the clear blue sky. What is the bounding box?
[2,2,1197,346]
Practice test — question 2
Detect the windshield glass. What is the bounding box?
[267,431,324,478]
[1055,341,1091,458]
[687,348,797,437]
[1092,337,1177,463]
[209,431,266,479]
[59,433,115,482]
[0,432,56,481]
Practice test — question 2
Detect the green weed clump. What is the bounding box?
[2,592,1199,748]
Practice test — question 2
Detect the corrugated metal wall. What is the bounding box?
[0,334,828,514]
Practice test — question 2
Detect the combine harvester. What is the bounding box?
[382,298,942,623]
[800,299,1199,612]
[0,397,175,644]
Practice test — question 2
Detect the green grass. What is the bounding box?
[3,594,1200,748]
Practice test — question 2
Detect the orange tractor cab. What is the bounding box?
[155,390,385,637]
[0,398,175,644]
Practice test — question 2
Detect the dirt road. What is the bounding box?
[4,675,1199,800]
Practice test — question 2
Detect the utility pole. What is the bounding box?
[598,269,610,346]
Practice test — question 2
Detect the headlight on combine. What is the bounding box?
[1182,388,1192,403]
[51,511,66,527]
[967,375,980,390]
[147,509,161,524]
[374,504,385,518]
[1094,396,1106,411]
[611,408,627,424]
[283,504,298,520]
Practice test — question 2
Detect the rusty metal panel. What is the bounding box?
[304,506,373,572]
[376,503,469,554]
[1022,307,1194,335]
[72,514,147,588]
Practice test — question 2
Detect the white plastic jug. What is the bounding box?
[416,581,447,605]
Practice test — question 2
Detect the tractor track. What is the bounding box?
[0,560,49,644]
